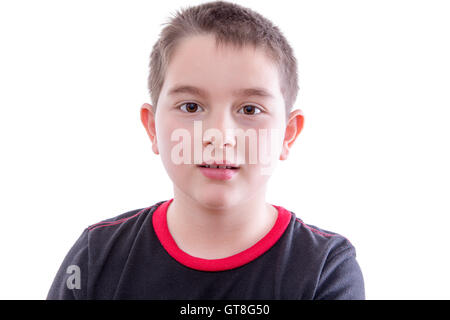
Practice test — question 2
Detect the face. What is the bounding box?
[141,34,303,209]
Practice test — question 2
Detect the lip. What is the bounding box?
[197,165,240,180]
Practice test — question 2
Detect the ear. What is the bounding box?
[279,109,304,160]
[140,103,159,155]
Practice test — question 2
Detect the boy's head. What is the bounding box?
[141,1,303,208]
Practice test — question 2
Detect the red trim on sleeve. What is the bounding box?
[152,198,292,272]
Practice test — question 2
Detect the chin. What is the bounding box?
[194,189,239,210]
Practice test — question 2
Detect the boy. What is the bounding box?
[47,0,364,299]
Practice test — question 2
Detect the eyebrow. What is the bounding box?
[167,85,275,100]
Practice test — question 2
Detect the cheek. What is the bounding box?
[254,127,284,163]
[157,115,192,158]
[246,127,284,178]
[156,119,191,177]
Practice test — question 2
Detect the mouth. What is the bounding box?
[197,163,240,180]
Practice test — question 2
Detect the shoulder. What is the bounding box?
[81,200,167,255]
[47,200,168,299]
[63,200,167,260]
[289,213,354,255]
[86,200,166,234]
[285,212,364,299]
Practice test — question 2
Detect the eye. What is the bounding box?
[238,105,262,115]
[179,102,204,113]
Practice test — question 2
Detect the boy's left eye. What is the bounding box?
[238,105,262,115]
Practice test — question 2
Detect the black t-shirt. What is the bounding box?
[47,199,365,299]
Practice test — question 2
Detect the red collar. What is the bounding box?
[152,198,292,272]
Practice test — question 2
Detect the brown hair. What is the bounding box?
[148,0,299,120]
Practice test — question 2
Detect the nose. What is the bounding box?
[202,109,237,150]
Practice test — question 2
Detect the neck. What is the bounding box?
[166,186,278,259]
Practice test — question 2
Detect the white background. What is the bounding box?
[0,0,449,299]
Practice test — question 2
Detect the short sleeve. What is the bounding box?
[314,241,365,300]
[46,229,89,300]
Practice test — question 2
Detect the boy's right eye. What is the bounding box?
[179,102,204,113]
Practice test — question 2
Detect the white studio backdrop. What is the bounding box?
[0,0,449,299]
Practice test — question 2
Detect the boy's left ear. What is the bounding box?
[280,109,304,160]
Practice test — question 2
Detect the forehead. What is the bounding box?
[161,34,282,101]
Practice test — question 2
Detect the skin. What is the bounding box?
[140,34,303,259]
